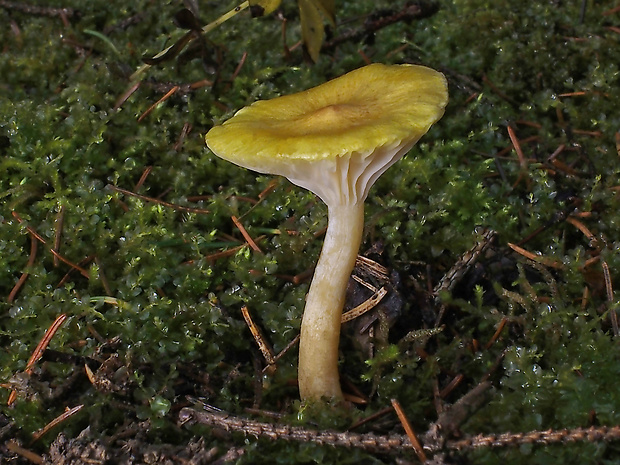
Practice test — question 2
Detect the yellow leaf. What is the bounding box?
[299,0,325,62]
[249,0,282,17]
[314,0,335,26]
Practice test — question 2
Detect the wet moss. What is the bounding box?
[1,0,620,463]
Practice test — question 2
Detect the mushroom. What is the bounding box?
[206,63,448,401]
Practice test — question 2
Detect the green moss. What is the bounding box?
[1,0,620,462]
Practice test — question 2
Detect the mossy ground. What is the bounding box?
[1,1,620,463]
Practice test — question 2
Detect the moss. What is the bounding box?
[1,0,620,463]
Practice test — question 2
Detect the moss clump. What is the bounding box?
[1,1,620,463]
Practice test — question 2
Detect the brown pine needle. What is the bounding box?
[507,242,564,269]
[258,179,279,199]
[268,334,300,368]
[84,363,97,385]
[231,51,248,81]
[485,317,508,350]
[138,85,179,122]
[391,398,427,462]
[57,255,95,287]
[601,261,618,336]
[114,80,141,110]
[558,91,587,97]
[11,211,90,278]
[602,5,620,15]
[190,79,213,90]
[8,235,37,303]
[231,215,262,253]
[8,313,68,406]
[134,166,153,191]
[515,120,542,129]
[241,305,275,365]
[566,216,597,246]
[53,205,65,267]
[107,184,211,214]
[5,441,43,465]
[341,287,387,323]
[26,314,68,372]
[204,245,245,262]
[572,129,603,137]
[507,125,527,168]
[550,158,579,176]
[31,404,84,443]
[547,144,566,162]
[439,373,465,399]
[174,122,193,152]
[482,75,516,104]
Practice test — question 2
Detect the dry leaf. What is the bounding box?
[299,0,326,62]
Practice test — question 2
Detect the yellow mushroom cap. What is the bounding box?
[206,63,448,205]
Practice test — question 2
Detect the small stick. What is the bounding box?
[0,0,74,17]
[179,406,413,453]
[448,425,620,450]
[30,404,84,443]
[391,398,427,462]
[231,215,262,253]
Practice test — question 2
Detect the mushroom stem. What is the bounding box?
[298,202,365,400]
